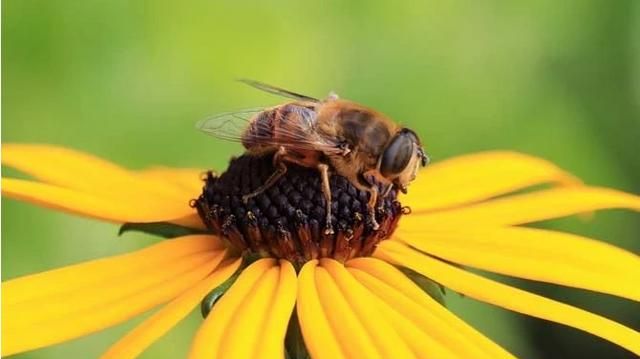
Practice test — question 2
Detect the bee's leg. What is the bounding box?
[381,183,394,198]
[242,147,288,203]
[366,186,380,230]
[317,163,334,235]
[242,162,287,202]
[353,174,380,230]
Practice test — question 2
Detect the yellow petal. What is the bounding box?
[2,144,189,201]
[3,235,221,305]
[408,186,640,225]
[100,257,241,359]
[256,260,298,359]
[406,151,579,211]
[2,178,199,226]
[296,260,346,359]
[2,144,205,228]
[2,144,132,188]
[219,266,280,358]
[314,265,383,359]
[137,167,205,196]
[188,258,277,359]
[370,299,460,359]
[320,259,415,359]
[377,241,640,356]
[395,227,640,300]
[2,250,223,356]
[347,257,514,359]
[10,251,220,326]
[348,267,470,359]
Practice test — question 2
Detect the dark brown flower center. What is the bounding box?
[193,154,405,267]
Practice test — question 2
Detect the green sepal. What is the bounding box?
[398,266,447,306]
[119,221,206,239]
[199,253,271,318]
[200,268,242,318]
[241,251,263,266]
[285,309,310,359]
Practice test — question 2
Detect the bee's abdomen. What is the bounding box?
[242,110,277,150]
[242,104,316,151]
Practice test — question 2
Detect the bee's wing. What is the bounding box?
[238,79,320,102]
[196,108,264,142]
[197,106,344,154]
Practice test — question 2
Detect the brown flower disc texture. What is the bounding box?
[193,154,405,267]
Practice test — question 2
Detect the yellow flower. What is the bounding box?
[2,143,640,358]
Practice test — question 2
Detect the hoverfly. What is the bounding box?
[198,80,428,233]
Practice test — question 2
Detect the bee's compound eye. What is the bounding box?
[380,131,415,177]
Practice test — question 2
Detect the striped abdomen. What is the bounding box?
[242,103,318,153]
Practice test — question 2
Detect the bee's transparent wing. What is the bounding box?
[197,106,344,154]
[196,108,264,143]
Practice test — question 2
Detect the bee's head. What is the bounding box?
[378,128,429,193]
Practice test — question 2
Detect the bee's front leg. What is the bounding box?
[366,186,380,230]
[317,163,334,235]
[381,183,394,198]
[354,174,380,231]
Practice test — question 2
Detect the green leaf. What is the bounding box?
[119,221,207,239]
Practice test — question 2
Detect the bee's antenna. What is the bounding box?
[237,78,320,102]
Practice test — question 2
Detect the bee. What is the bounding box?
[198,80,429,233]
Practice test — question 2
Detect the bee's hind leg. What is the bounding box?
[317,163,334,235]
[242,147,288,203]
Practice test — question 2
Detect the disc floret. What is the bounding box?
[194,154,405,267]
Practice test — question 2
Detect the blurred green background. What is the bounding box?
[3,1,639,358]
